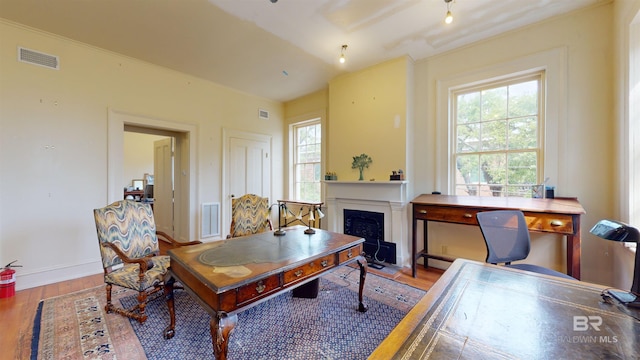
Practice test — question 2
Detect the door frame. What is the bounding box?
[108,108,198,241]
[222,128,272,237]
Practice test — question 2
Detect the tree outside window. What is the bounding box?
[453,74,543,197]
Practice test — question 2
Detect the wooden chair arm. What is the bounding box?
[157,231,202,246]
[102,242,155,272]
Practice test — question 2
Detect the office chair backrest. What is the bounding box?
[477,210,530,265]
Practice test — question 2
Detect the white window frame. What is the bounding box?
[290,117,322,202]
[436,48,567,195]
[451,72,545,197]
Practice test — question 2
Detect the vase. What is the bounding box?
[358,168,364,181]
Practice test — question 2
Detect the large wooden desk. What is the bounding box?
[370,259,640,359]
[411,194,585,279]
[163,227,368,360]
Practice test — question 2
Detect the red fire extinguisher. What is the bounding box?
[0,260,21,298]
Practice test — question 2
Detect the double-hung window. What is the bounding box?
[292,119,321,202]
[453,73,544,197]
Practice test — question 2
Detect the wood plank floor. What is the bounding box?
[0,263,442,360]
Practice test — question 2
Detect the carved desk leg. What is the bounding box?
[163,275,176,339]
[357,256,369,313]
[211,312,238,360]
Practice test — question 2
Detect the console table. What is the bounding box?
[411,194,585,279]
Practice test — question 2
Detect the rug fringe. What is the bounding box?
[30,300,44,360]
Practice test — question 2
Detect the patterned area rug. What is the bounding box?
[31,267,425,359]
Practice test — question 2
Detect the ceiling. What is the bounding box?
[0,0,604,102]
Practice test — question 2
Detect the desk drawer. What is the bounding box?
[338,244,362,264]
[524,213,574,235]
[283,254,335,284]
[236,274,281,305]
[414,205,478,225]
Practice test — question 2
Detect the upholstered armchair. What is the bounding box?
[227,194,273,238]
[93,200,200,323]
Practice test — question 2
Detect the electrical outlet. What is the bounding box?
[441,245,448,254]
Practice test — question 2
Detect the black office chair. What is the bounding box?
[476,210,575,280]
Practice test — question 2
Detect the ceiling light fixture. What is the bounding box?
[339,44,347,64]
[444,0,453,24]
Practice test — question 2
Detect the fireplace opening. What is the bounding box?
[344,209,397,267]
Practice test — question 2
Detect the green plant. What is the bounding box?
[351,153,372,180]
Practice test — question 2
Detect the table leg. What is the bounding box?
[567,215,581,280]
[163,276,176,340]
[211,312,238,360]
[412,216,417,277]
[422,219,429,270]
[357,257,369,312]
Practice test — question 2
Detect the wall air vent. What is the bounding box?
[201,202,220,238]
[259,109,269,120]
[18,47,59,70]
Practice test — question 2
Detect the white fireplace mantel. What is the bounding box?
[324,181,409,266]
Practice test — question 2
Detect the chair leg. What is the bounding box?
[105,283,113,313]
[137,290,148,323]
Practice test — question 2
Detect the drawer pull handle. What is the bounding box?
[419,210,427,214]
[347,249,353,259]
[321,260,328,267]
[256,281,266,294]
[294,270,304,277]
[463,213,473,218]
[550,220,563,226]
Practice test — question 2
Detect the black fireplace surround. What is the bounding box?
[343,209,396,264]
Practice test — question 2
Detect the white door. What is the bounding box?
[224,130,271,236]
[154,138,174,236]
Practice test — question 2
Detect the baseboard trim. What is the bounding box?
[16,261,103,291]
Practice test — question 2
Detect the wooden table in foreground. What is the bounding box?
[411,194,586,279]
[370,259,640,359]
[163,227,368,360]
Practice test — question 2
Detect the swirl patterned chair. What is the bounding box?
[227,194,273,238]
[93,200,200,323]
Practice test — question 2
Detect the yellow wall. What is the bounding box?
[328,57,411,181]
[414,3,615,285]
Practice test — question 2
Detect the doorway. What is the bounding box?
[108,109,197,242]
[124,129,176,237]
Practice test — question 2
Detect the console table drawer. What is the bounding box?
[414,205,479,225]
[236,274,281,305]
[523,213,574,235]
[338,244,362,264]
[283,254,336,284]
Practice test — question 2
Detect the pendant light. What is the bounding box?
[444,0,453,24]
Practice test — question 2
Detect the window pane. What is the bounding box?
[456,154,480,184]
[509,117,537,149]
[507,151,537,186]
[457,123,480,152]
[481,119,507,151]
[480,153,506,185]
[457,92,481,124]
[481,87,507,121]
[508,80,538,118]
